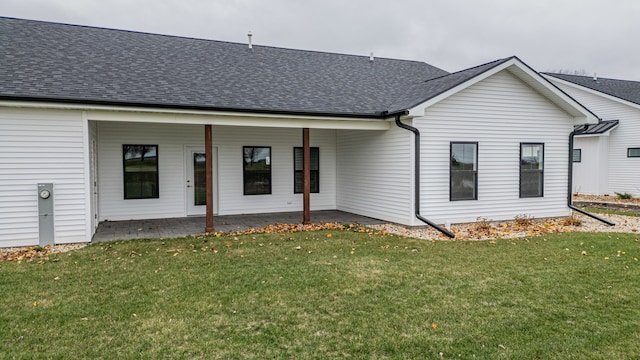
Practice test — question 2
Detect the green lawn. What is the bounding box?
[1,230,639,359]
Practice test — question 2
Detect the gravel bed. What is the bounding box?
[0,243,87,262]
[370,211,640,241]
[574,194,640,205]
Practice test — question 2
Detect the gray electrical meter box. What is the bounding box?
[38,183,54,246]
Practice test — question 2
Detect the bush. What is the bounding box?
[514,214,535,227]
[560,214,582,227]
[615,192,633,199]
[468,217,494,236]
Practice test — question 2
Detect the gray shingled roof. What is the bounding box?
[387,58,513,112]
[547,73,640,107]
[1,17,462,118]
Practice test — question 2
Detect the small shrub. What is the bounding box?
[615,192,633,199]
[560,215,582,227]
[468,217,494,236]
[514,214,535,227]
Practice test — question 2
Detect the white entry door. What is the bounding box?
[186,146,218,216]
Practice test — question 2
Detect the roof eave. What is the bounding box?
[0,95,391,120]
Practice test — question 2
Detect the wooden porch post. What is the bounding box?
[205,124,215,233]
[303,128,311,224]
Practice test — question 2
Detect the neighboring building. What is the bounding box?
[0,17,597,247]
[545,73,639,197]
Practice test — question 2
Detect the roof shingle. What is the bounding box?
[546,73,640,107]
[1,17,454,117]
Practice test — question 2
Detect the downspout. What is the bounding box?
[567,125,615,226]
[394,114,456,238]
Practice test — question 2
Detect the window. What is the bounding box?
[520,143,544,198]
[123,145,159,199]
[450,142,478,201]
[573,149,582,163]
[193,152,206,205]
[294,147,319,193]
[628,148,640,158]
[243,146,271,195]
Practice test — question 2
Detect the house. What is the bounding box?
[545,73,639,197]
[0,17,597,248]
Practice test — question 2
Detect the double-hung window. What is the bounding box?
[294,147,319,193]
[123,145,159,199]
[450,142,478,201]
[520,143,544,197]
[243,146,272,195]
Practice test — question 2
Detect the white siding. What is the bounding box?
[88,120,98,232]
[97,122,337,220]
[336,126,414,225]
[552,82,640,196]
[214,126,337,214]
[416,70,574,224]
[0,108,89,247]
[573,136,609,195]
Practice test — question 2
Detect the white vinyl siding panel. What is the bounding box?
[416,71,573,224]
[0,108,89,247]
[97,122,337,220]
[97,122,200,221]
[88,120,98,232]
[214,126,337,215]
[552,82,640,196]
[572,136,609,195]
[336,126,414,225]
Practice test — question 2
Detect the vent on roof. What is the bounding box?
[248,31,253,49]
[369,52,374,62]
[593,73,597,81]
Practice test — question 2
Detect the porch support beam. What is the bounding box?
[303,128,311,224]
[205,124,215,233]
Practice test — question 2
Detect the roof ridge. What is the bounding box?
[546,72,640,84]
[0,16,433,65]
[422,56,513,83]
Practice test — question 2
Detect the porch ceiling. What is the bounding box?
[86,108,392,130]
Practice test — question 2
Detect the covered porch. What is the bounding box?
[92,210,386,242]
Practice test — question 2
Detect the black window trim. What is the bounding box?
[573,148,582,163]
[293,147,320,194]
[123,144,159,200]
[519,142,544,198]
[449,141,478,201]
[627,147,640,158]
[243,146,272,196]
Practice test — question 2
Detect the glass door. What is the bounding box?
[186,147,217,215]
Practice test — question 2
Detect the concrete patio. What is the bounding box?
[92,210,386,242]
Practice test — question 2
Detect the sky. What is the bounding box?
[2,0,639,80]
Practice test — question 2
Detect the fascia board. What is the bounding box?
[0,100,391,130]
